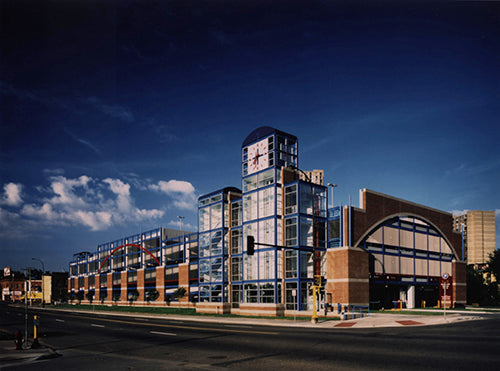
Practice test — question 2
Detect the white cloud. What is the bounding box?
[2,175,165,233]
[49,175,91,206]
[150,180,197,210]
[2,183,23,206]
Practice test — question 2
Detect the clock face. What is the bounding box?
[247,138,269,174]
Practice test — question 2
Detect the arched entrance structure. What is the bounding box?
[326,189,466,308]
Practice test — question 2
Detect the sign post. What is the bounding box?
[442,273,449,319]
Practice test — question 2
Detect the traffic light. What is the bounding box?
[247,235,255,255]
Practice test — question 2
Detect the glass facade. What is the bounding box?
[68,127,463,312]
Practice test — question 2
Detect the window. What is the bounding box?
[211,203,222,229]
[165,267,179,286]
[127,271,137,283]
[210,230,223,256]
[259,251,275,280]
[285,185,297,215]
[244,283,258,303]
[231,257,242,281]
[258,169,274,187]
[210,257,223,282]
[285,250,297,278]
[285,218,297,246]
[258,188,275,218]
[145,269,156,282]
[258,218,275,246]
[243,175,257,193]
[260,282,275,303]
[199,233,210,258]
[231,201,241,227]
[243,194,257,221]
[231,229,242,254]
[112,272,121,285]
[244,254,258,280]
[199,207,210,232]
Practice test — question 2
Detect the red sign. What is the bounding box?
[439,275,453,309]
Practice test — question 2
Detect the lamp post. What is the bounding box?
[327,183,338,208]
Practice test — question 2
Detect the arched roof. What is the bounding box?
[242,126,297,147]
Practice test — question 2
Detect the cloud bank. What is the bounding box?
[0,175,196,234]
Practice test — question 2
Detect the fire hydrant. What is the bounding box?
[15,329,23,350]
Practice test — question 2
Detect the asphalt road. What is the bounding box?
[1,305,500,370]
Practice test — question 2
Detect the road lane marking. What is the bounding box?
[40,311,279,335]
[150,331,177,336]
[91,324,105,328]
[56,319,65,322]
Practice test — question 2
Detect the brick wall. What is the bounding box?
[326,247,369,306]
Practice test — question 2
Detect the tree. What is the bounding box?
[99,290,107,304]
[173,287,186,301]
[128,289,139,305]
[85,291,94,304]
[146,289,159,303]
[486,250,500,282]
[75,291,84,304]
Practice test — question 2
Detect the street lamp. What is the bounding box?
[327,183,338,208]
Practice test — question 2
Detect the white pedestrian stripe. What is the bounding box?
[91,324,105,328]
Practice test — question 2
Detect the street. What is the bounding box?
[1,304,500,370]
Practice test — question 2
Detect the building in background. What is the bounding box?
[453,210,496,266]
[42,272,69,304]
[68,127,467,314]
[1,267,25,302]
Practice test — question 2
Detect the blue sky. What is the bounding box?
[1,1,499,272]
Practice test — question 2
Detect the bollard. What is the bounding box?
[32,315,40,348]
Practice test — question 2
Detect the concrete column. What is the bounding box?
[407,285,415,309]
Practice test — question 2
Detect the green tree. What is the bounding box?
[486,250,500,282]
[173,287,186,301]
[75,291,84,304]
[146,289,159,303]
[85,291,94,304]
[99,290,107,303]
[128,289,139,305]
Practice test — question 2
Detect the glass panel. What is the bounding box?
[231,257,242,281]
[231,229,242,254]
[285,250,297,278]
[285,185,297,215]
[258,169,274,188]
[258,187,275,218]
[243,194,257,222]
[258,219,275,246]
[260,282,275,303]
[285,218,297,246]
[199,207,210,232]
[244,254,258,280]
[243,175,257,193]
[259,251,275,280]
[300,217,313,246]
[210,203,222,229]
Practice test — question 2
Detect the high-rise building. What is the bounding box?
[453,211,496,266]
